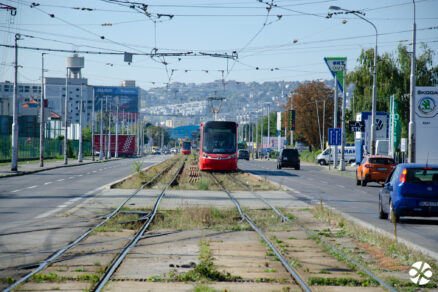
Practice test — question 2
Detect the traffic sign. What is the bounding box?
[328,128,342,146]
[349,121,365,132]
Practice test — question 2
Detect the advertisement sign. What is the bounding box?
[93,86,139,119]
[349,121,365,132]
[262,137,287,150]
[415,87,438,163]
[388,95,401,156]
[277,112,281,131]
[324,57,347,92]
[355,112,389,153]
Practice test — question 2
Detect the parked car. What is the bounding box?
[152,147,161,155]
[356,155,396,186]
[238,149,249,160]
[379,163,438,222]
[277,148,300,170]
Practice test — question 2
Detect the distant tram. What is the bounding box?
[199,121,238,171]
[182,141,191,155]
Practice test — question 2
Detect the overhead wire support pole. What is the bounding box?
[64,67,69,165]
[11,34,20,172]
[91,89,95,161]
[39,53,46,167]
[408,0,416,163]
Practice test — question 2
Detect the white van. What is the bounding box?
[375,139,389,155]
[316,146,356,165]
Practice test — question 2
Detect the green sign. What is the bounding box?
[324,57,347,92]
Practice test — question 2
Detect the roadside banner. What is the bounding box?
[389,95,401,157]
[415,87,438,163]
[324,57,347,92]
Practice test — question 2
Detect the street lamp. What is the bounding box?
[329,6,378,155]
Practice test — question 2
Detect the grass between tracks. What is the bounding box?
[311,203,438,289]
[112,153,281,191]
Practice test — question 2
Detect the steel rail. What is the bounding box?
[209,172,312,292]
[93,158,186,291]
[4,157,180,292]
[230,175,397,292]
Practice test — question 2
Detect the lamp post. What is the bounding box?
[408,0,416,163]
[329,6,378,155]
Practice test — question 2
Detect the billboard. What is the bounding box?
[415,87,438,163]
[93,86,139,119]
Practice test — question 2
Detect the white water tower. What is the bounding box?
[66,54,84,79]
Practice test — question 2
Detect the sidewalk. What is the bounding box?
[0,158,103,178]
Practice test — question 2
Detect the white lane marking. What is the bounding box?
[98,169,103,171]
[86,172,91,175]
[337,185,346,189]
[28,185,37,189]
[71,197,82,202]
[35,207,63,219]
[92,171,97,173]
[77,174,83,177]
[44,182,52,185]
[11,189,21,193]
[57,179,64,182]
[57,204,67,208]
[320,180,328,184]
[68,176,74,179]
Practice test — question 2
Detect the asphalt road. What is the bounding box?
[238,159,438,260]
[0,155,166,272]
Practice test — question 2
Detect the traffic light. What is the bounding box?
[289,110,296,131]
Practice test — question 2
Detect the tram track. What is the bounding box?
[93,158,186,291]
[209,172,312,292]
[228,173,397,292]
[3,157,184,292]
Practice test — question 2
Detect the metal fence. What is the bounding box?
[0,136,92,161]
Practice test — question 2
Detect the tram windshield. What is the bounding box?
[182,141,191,150]
[202,123,236,154]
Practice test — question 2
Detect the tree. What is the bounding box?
[285,81,334,148]
[348,44,438,137]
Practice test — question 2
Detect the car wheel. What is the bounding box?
[278,164,282,169]
[319,160,326,166]
[356,173,361,186]
[389,201,399,223]
[378,196,388,219]
[295,165,300,170]
[361,172,367,186]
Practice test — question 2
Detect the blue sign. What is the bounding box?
[328,128,342,146]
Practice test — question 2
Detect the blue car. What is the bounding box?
[379,163,438,222]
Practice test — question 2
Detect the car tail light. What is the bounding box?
[364,164,373,168]
[399,168,407,183]
[424,167,433,170]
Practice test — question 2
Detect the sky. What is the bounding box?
[1,0,437,91]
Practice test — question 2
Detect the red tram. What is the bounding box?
[199,121,238,171]
[182,141,191,155]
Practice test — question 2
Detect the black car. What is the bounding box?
[238,149,250,160]
[277,148,300,170]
